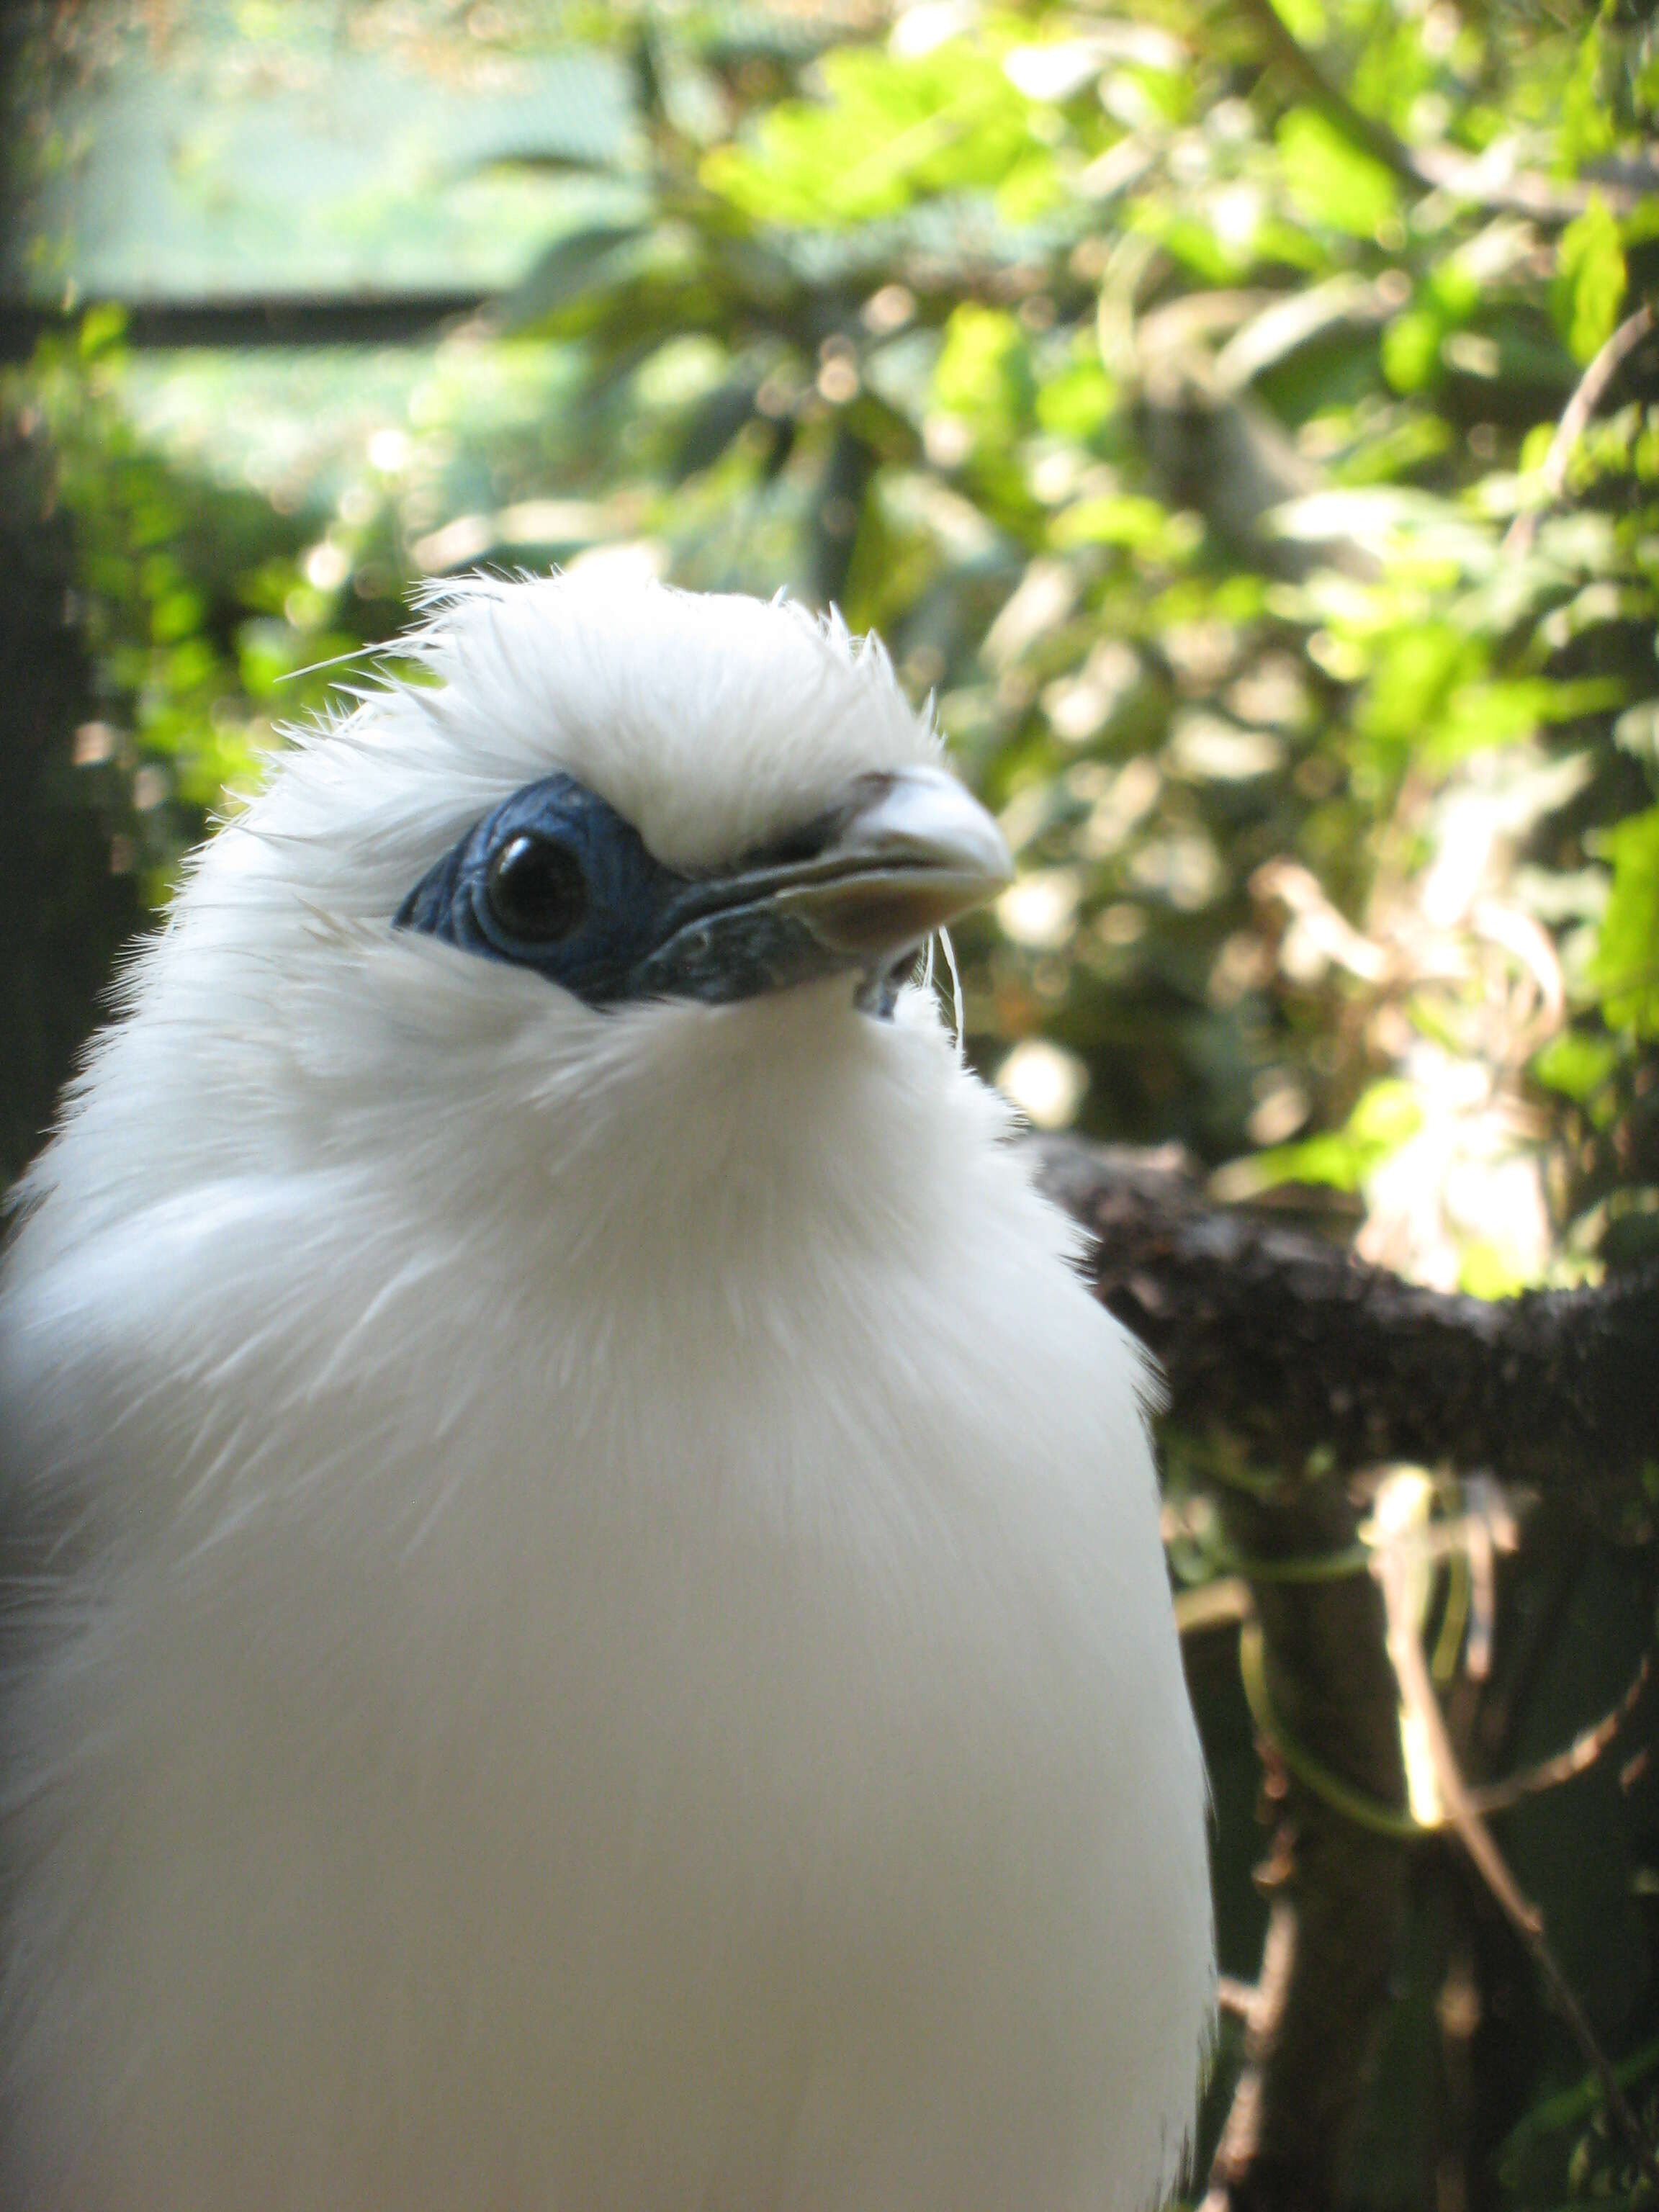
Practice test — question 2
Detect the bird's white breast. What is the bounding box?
[0,988,1210,2212]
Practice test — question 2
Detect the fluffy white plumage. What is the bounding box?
[0,575,1212,2211]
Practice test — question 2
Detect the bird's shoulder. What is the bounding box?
[0,1169,388,1436]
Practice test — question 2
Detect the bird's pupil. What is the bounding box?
[486,834,587,944]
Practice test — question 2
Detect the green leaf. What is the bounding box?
[1429,675,1625,762]
[1051,493,1195,557]
[703,42,1035,226]
[1034,354,1115,439]
[1274,0,1327,40]
[1358,624,1478,755]
[1458,1240,1528,1299]
[1146,210,1254,284]
[1246,1080,1424,1194]
[1554,195,1626,364]
[1380,308,1442,395]
[1532,1030,1619,1102]
[930,303,1030,438]
[76,303,128,361]
[1591,806,1659,1037]
[1275,107,1401,238]
[150,587,206,644]
[496,223,649,333]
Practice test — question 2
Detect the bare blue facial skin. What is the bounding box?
[395,773,903,1012]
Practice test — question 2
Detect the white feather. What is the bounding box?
[0,572,1212,2211]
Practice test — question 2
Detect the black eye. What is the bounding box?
[485,833,588,945]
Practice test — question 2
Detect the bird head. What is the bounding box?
[33,576,1014,1254]
[385,582,1010,1019]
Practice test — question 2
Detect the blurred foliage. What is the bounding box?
[6,0,1659,2205]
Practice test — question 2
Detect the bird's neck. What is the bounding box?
[413,984,994,1305]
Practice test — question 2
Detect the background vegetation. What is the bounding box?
[4,1,1658,2205]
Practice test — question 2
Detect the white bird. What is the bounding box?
[0,575,1211,2212]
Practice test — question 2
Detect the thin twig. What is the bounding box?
[1239,1612,1650,1832]
[1375,1549,1659,2186]
[1217,1975,1260,2023]
[1505,302,1657,557]
[1175,1576,1254,1637]
[1467,1654,1651,1817]
[1201,1903,1300,2212]
[1460,1470,1511,1681]
[1240,1617,1423,1840]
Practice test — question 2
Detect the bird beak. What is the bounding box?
[635,765,1013,1007]
[761,766,1014,958]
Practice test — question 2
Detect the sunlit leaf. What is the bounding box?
[1429,675,1625,761]
[1532,1030,1619,1101]
[1241,1080,1424,1193]
[703,41,1036,227]
[930,303,1030,439]
[1380,307,1442,395]
[1554,195,1627,365]
[1276,107,1401,239]
[1591,806,1659,1037]
[1051,493,1192,554]
[1034,354,1115,439]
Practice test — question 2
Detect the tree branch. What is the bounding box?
[1035,1140,1659,1493]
